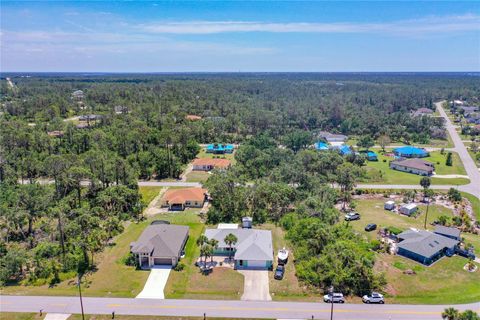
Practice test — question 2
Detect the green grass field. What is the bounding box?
[185,170,211,182]
[138,186,162,206]
[352,198,480,304]
[364,150,470,185]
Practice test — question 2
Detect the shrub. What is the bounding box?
[387,226,403,235]
[174,262,185,271]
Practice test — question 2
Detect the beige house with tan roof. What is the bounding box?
[160,187,207,211]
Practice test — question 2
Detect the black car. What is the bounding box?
[274,265,285,280]
[365,223,377,232]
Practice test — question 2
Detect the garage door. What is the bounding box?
[247,260,266,268]
[154,258,172,265]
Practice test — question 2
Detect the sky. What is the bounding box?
[1,1,479,72]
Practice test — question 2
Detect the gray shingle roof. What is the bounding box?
[205,228,273,261]
[131,224,189,258]
[397,229,459,258]
[434,225,461,239]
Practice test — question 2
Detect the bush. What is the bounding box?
[123,252,138,267]
[387,226,403,235]
[174,262,185,271]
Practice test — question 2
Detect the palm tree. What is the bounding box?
[442,307,459,320]
[209,239,219,263]
[224,233,238,261]
[197,235,208,266]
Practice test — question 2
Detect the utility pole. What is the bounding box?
[78,273,85,320]
[423,200,430,229]
[329,285,334,320]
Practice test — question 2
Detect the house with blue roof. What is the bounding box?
[314,142,329,151]
[360,150,378,161]
[393,146,429,158]
[334,144,352,155]
[206,143,234,154]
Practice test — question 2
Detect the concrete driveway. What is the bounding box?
[239,270,271,301]
[136,266,171,299]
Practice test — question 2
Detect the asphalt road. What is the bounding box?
[1,296,479,320]
[435,101,480,200]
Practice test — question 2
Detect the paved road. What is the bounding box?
[435,101,480,200]
[1,296,479,320]
[356,184,456,191]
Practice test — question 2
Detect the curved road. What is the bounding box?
[1,296,479,320]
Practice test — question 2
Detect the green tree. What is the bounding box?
[224,233,238,261]
[357,135,374,151]
[446,152,453,166]
[442,307,460,320]
[377,135,391,152]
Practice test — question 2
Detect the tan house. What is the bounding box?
[192,158,231,171]
[390,158,434,176]
[186,115,202,121]
[161,188,207,211]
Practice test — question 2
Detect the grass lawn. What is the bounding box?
[352,198,480,304]
[467,150,480,168]
[363,150,469,185]
[1,314,269,320]
[196,149,236,164]
[138,186,162,205]
[2,211,202,298]
[185,170,211,183]
[376,254,480,304]
[259,224,317,302]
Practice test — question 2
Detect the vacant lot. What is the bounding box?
[185,170,211,182]
[364,150,469,185]
[139,186,163,205]
[352,198,480,304]
[260,224,316,301]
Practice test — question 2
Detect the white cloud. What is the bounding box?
[139,14,480,36]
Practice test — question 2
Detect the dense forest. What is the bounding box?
[1,73,479,292]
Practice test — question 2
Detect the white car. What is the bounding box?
[323,293,345,303]
[362,292,385,304]
[344,212,360,221]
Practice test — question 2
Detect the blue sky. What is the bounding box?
[1,1,479,72]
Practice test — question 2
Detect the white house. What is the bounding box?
[399,203,418,216]
[384,201,395,211]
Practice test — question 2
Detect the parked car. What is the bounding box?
[323,292,345,303]
[274,265,285,280]
[365,223,377,232]
[344,212,360,221]
[362,292,385,304]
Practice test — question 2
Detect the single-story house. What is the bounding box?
[384,201,395,211]
[393,146,429,158]
[47,130,64,138]
[318,131,348,144]
[460,106,479,114]
[397,229,459,265]
[314,141,329,151]
[399,203,418,216]
[72,90,84,99]
[360,150,378,161]
[390,158,434,176]
[192,158,231,171]
[186,114,202,121]
[206,143,234,154]
[434,225,461,241]
[413,108,434,117]
[466,113,480,124]
[333,144,353,155]
[130,223,189,268]
[160,188,207,211]
[204,228,273,270]
[114,105,129,114]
